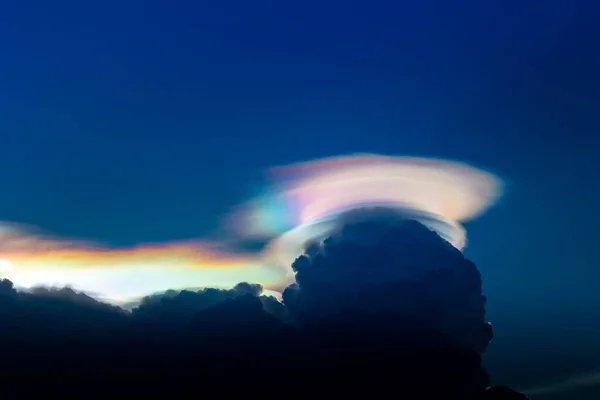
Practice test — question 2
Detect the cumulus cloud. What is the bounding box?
[0,153,529,396]
[0,217,523,398]
[131,282,266,326]
[282,210,492,353]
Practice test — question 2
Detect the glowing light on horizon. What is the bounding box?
[0,258,13,271]
[0,223,283,302]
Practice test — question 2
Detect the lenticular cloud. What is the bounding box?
[230,154,503,285]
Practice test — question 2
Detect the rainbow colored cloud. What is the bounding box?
[0,154,503,303]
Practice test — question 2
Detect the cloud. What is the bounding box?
[229,154,503,290]
[0,223,283,302]
[482,387,530,399]
[281,212,493,354]
[0,217,519,398]
[0,154,503,304]
[131,282,266,326]
[233,154,503,242]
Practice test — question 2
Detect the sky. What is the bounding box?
[0,0,599,396]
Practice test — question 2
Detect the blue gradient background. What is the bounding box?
[1,0,599,395]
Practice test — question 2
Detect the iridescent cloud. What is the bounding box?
[0,222,283,303]
[231,154,503,288]
[0,154,503,303]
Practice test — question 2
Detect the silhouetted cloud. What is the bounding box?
[282,209,492,352]
[131,282,266,326]
[0,217,526,398]
[482,386,531,399]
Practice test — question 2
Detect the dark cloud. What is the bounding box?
[132,282,265,326]
[482,386,531,399]
[283,212,490,352]
[0,216,527,399]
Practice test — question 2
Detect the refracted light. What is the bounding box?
[231,154,503,288]
[0,153,503,303]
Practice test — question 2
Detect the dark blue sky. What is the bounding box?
[1,0,599,393]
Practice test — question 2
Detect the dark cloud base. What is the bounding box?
[0,216,528,399]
